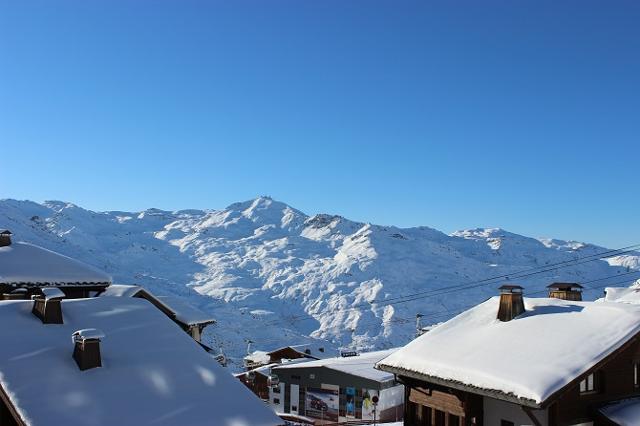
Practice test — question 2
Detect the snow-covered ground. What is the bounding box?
[1,196,638,370]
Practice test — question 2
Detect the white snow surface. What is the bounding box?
[1,197,639,369]
[0,297,281,426]
[0,242,111,285]
[599,397,640,425]
[377,297,640,404]
[602,280,640,304]
[275,349,397,382]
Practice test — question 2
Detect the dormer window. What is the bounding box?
[579,372,596,394]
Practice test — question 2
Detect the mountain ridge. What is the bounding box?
[1,196,638,369]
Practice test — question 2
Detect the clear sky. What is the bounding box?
[1,1,638,248]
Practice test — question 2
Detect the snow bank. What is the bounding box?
[599,397,640,425]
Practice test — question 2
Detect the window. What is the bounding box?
[449,414,460,426]
[291,405,297,412]
[273,386,281,394]
[635,363,639,388]
[273,398,280,404]
[579,372,596,393]
[501,421,515,426]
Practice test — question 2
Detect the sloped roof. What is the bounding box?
[377,297,640,406]
[275,349,397,383]
[0,297,281,426]
[0,242,111,285]
[599,397,640,425]
[602,281,640,304]
[100,284,215,326]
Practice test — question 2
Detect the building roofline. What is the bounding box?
[377,364,541,408]
[0,382,27,426]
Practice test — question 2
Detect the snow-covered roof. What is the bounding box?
[0,297,281,426]
[274,349,397,383]
[245,350,271,365]
[599,397,640,425]
[602,281,640,304]
[0,242,111,286]
[377,297,640,406]
[269,343,329,359]
[100,284,215,326]
[155,295,215,326]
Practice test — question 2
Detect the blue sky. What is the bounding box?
[1,1,639,247]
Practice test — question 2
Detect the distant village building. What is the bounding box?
[376,283,640,426]
[244,344,328,371]
[267,349,404,424]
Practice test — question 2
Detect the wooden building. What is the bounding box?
[377,284,640,426]
[244,344,328,370]
[269,349,404,424]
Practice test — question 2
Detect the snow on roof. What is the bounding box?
[41,287,65,300]
[602,281,640,304]
[155,295,215,326]
[0,297,281,426]
[599,397,640,425]
[377,297,640,406]
[99,285,215,326]
[0,242,111,285]
[245,350,271,364]
[99,284,142,297]
[269,343,329,359]
[274,349,398,383]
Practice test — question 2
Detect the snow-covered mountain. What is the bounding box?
[1,196,639,369]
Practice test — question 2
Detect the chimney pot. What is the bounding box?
[72,329,105,371]
[497,285,526,322]
[0,229,12,247]
[31,288,65,324]
[547,282,583,301]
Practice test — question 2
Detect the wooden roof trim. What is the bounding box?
[378,364,541,408]
[0,383,27,426]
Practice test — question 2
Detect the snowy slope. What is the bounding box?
[1,197,638,370]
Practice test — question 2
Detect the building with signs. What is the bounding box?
[270,349,403,424]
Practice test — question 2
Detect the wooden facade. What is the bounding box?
[403,379,482,426]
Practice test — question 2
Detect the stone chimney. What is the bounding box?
[0,229,12,247]
[547,282,583,301]
[31,288,65,324]
[72,329,105,371]
[497,285,526,322]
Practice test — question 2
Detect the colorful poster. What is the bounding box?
[361,389,379,420]
[345,387,356,418]
[305,388,339,421]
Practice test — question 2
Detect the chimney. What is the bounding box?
[497,285,526,322]
[32,287,65,324]
[0,229,12,247]
[547,282,583,301]
[72,329,105,371]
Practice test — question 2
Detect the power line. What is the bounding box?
[261,243,640,327]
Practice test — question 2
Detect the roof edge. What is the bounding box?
[376,363,541,408]
[0,382,28,426]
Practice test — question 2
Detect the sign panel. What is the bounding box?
[305,388,339,421]
[345,387,356,418]
[361,389,379,420]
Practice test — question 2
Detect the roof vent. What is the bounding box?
[72,329,105,371]
[31,288,65,324]
[0,229,12,247]
[497,285,525,322]
[547,282,583,301]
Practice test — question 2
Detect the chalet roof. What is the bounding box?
[599,397,640,425]
[275,349,398,383]
[0,229,11,235]
[267,343,328,359]
[0,242,111,286]
[100,284,215,326]
[602,281,640,304]
[0,297,281,426]
[377,297,640,407]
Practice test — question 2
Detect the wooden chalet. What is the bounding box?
[377,283,640,426]
[244,344,328,370]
